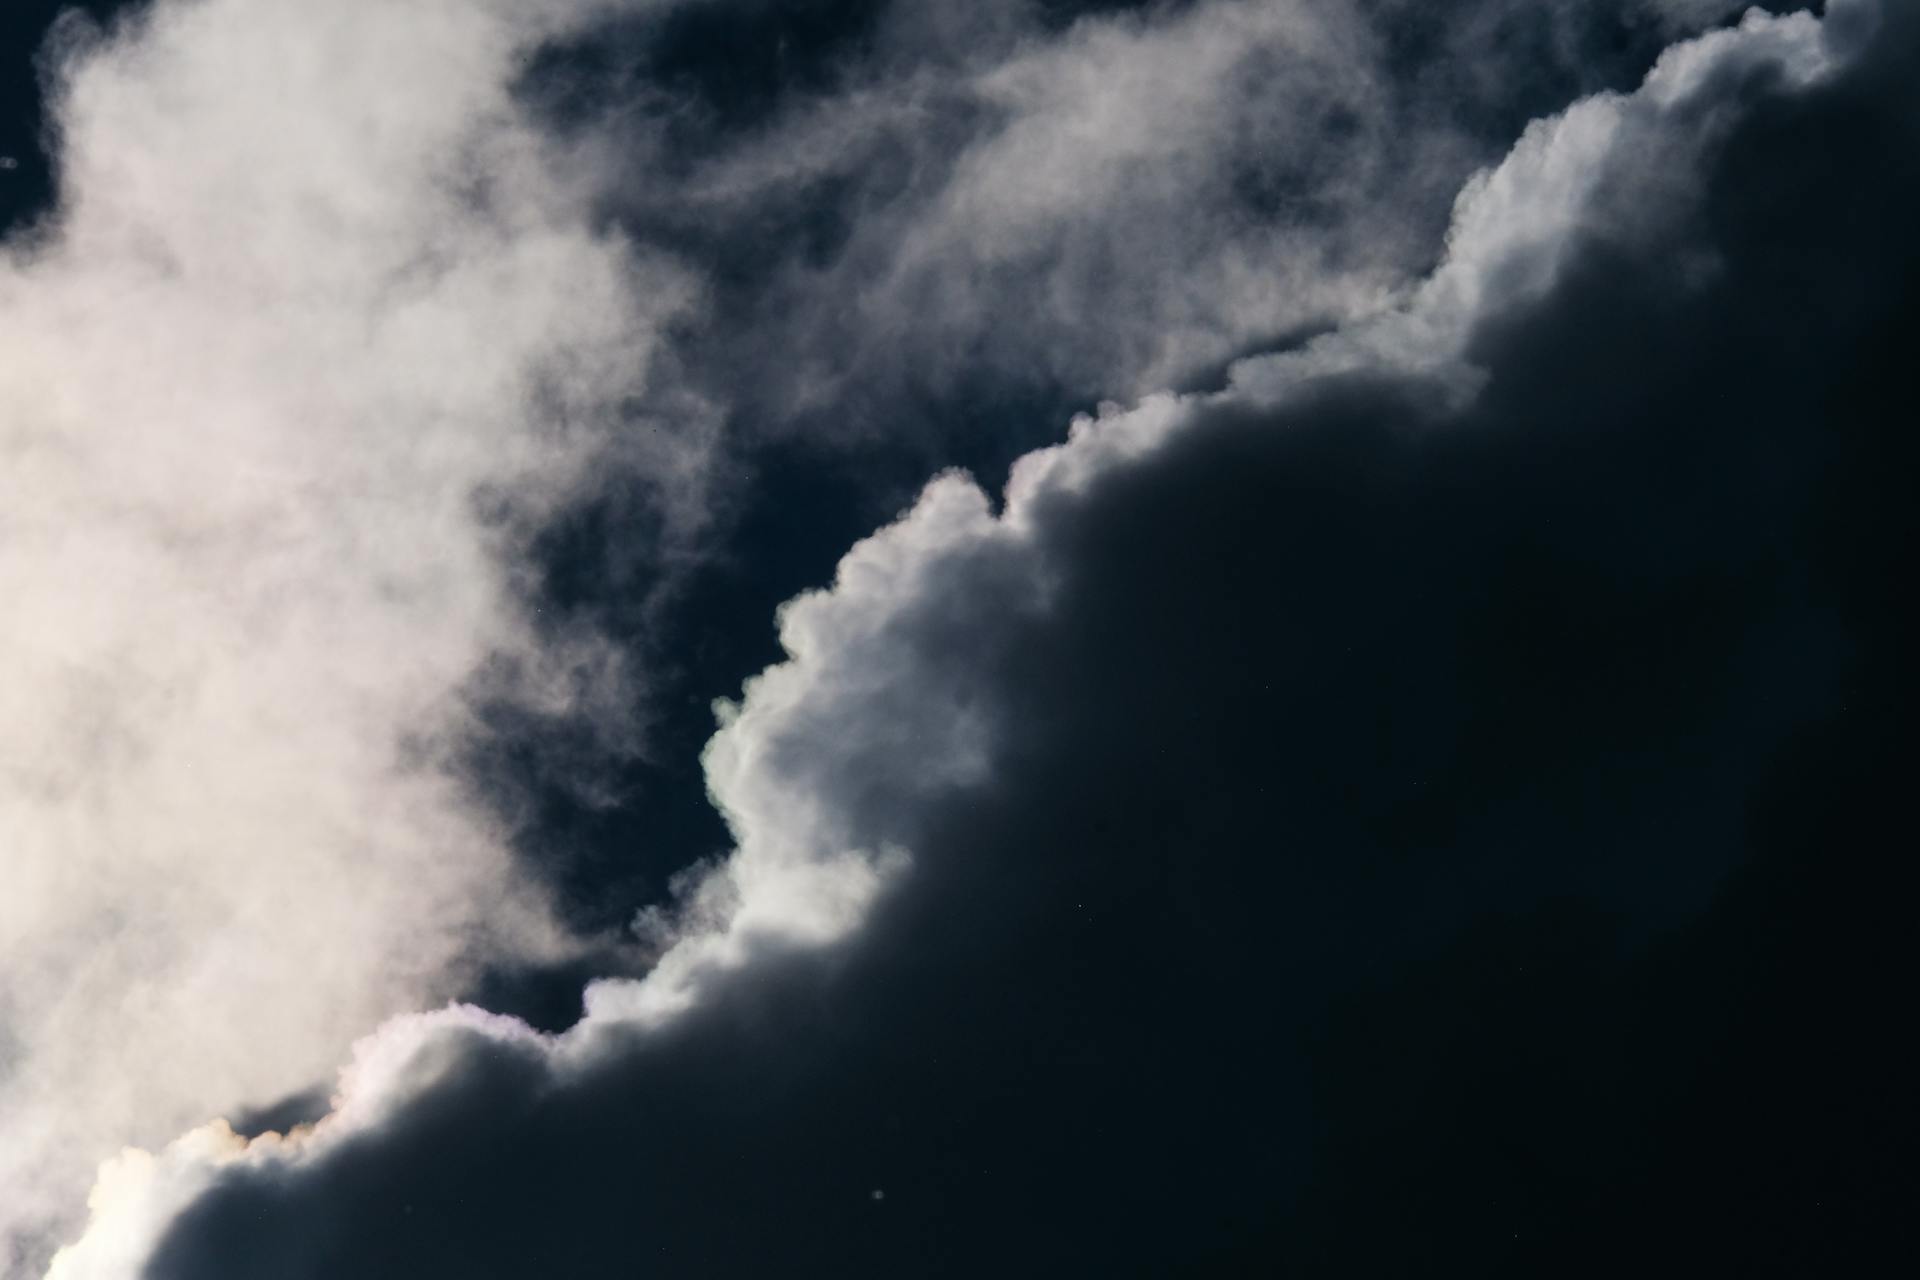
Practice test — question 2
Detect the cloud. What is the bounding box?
[1,1,1635,1255]
[0,0,703,1266]
[456,0,1764,947]
[37,1,1918,1272]
[468,4,1809,916]
[553,0,1768,455]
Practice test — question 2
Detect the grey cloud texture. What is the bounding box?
[621,0,1423,416]
[35,3,1878,1272]
[573,0,1780,444]
[0,0,700,1266]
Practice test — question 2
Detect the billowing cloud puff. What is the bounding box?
[0,0,705,1266]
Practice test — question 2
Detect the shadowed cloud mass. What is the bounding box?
[25,2,1916,1275]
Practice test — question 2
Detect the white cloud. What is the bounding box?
[0,0,697,1264]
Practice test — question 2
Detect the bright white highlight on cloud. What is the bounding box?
[37,4,1870,1274]
[0,0,693,1265]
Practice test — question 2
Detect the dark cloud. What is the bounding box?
[477,0,1817,959]
[108,8,1920,1276]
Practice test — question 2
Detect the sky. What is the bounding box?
[0,1,1912,1276]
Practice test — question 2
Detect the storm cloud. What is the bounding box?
[29,2,1917,1275]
